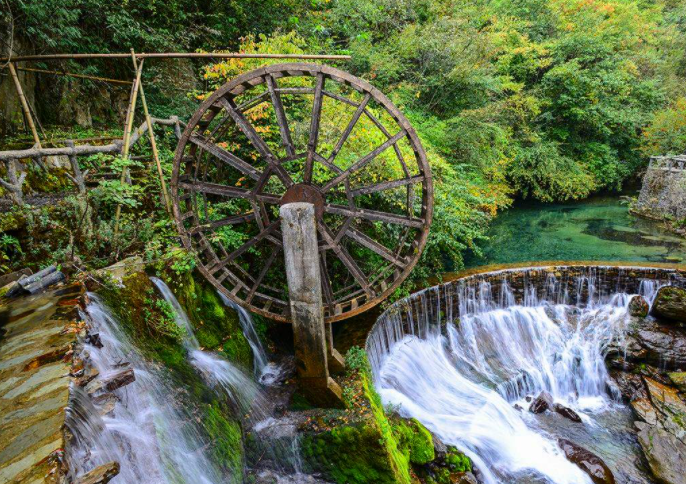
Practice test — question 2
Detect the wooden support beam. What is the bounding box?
[131,54,171,213]
[14,66,133,85]
[1,53,352,63]
[8,63,41,151]
[114,53,145,235]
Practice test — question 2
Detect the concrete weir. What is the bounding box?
[0,284,83,483]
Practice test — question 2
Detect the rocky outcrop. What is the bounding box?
[529,391,553,413]
[651,286,686,324]
[629,377,686,484]
[74,461,120,484]
[629,295,650,317]
[609,315,686,370]
[557,439,615,484]
[553,403,582,423]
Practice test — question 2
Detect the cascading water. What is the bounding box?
[150,277,264,414]
[368,269,668,484]
[67,294,227,484]
[216,291,269,377]
[150,278,306,478]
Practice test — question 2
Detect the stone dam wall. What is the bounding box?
[366,264,686,373]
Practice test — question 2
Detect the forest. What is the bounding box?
[1,0,685,292]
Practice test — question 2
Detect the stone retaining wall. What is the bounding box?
[636,156,686,220]
[0,284,83,483]
[366,264,686,374]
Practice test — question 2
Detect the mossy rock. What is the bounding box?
[161,271,253,369]
[392,418,435,465]
[94,269,247,480]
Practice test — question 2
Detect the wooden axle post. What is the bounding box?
[280,202,345,408]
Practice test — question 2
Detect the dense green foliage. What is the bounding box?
[2,0,686,291]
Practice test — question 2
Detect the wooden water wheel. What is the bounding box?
[171,63,432,322]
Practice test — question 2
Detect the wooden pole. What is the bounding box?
[113,54,145,235]
[8,63,41,150]
[131,54,171,213]
[15,66,133,85]
[0,52,352,63]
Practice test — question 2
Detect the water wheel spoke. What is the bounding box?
[246,246,280,303]
[324,203,424,228]
[322,130,406,193]
[344,226,407,268]
[329,93,371,164]
[318,222,373,297]
[319,255,335,310]
[179,180,281,204]
[189,213,256,234]
[304,73,325,184]
[351,175,424,197]
[266,75,295,157]
[218,97,294,187]
[213,220,280,271]
[189,135,261,181]
[313,152,343,175]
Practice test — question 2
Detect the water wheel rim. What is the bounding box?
[171,63,433,323]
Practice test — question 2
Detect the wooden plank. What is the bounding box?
[188,213,255,234]
[214,221,280,269]
[329,93,370,163]
[351,175,424,197]
[218,97,293,187]
[179,180,281,204]
[325,203,424,228]
[317,222,372,297]
[304,73,325,183]
[189,135,261,180]
[266,75,295,157]
[246,246,280,303]
[322,130,406,192]
[345,226,406,268]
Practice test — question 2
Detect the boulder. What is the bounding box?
[557,439,615,484]
[529,391,553,414]
[0,268,31,287]
[75,461,120,484]
[553,403,582,423]
[651,286,686,324]
[636,422,686,484]
[456,472,479,484]
[629,295,650,318]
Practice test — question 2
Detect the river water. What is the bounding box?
[465,196,686,267]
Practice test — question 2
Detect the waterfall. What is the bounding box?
[150,277,265,414]
[216,291,270,379]
[67,295,227,484]
[368,268,669,484]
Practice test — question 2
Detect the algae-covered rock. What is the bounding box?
[668,372,686,393]
[629,295,649,318]
[651,286,686,324]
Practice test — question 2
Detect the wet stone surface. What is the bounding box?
[0,284,82,483]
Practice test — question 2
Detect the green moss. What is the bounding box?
[165,271,253,369]
[205,402,244,477]
[95,270,247,481]
[392,418,435,465]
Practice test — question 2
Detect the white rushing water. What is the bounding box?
[150,277,264,414]
[370,271,663,484]
[67,294,227,484]
[216,291,269,377]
